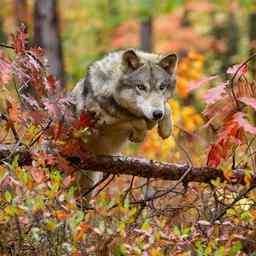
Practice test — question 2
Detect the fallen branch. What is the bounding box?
[0,144,253,185]
[78,155,214,182]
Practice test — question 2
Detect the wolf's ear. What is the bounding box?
[123,49,141,70]
[159,54,178,75]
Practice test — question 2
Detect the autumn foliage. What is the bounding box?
[0,26,256,255]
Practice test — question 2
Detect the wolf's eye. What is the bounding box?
[160,83,168,90]
[137,84,146,91]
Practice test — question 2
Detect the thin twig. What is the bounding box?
[82,174,110,198]
[122,176,135,201]
[14,214,23,252]
[28,119,53,147]
[0,43,14,50]
[93,175,116,198]
[131,165,192,204]
[228,53,256,109]
[0,113,19,142]
[212,184,256,222]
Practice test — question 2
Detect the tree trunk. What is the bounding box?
[249,12,256,79]
[140,16,153,52]
[225,11,239,70]
[211,11,239,73]
[33,0,65,86]
[0,17,6,43]
[14,0,28,26]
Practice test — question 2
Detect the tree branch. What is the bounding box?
[0,144,253,185]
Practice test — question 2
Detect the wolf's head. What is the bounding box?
[113,49,178,121]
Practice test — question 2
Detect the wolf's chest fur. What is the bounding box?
[86,122,133,155]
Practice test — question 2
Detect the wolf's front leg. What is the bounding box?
[129,119,147,143]
[158,103,172,139]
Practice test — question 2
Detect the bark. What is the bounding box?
[0,144,252,185]
[33,0,65,86]
[140,16,153,52]
[14,0,28,26]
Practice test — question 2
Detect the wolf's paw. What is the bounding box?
[158,104,172,139]
[129,119,147,143]
[129,129,146,143]
[146,120,157,130]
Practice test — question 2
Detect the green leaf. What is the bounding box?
[182,227,191,239]
[229,242,242,256]
[172,225,181,236]
[211,178,221,187]
[214,246,225,256]
[226,208,236,216]
[4,191,12,203]
[123,197,130,208]
[50,168,62,184]
[4,205,17,217]
[118,221,126,233]
[0,169,8,184]
[240,211,251,221]
[45,219,58,231]
[195,240,207,256]
[114,244,127,256]
[11,155,19,170]
[141,219,150,231]
[19,168,30,185]
[69,211,84,230]
[34,195,45,210]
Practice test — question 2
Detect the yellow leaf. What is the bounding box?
[55,210,70,221]
[149,248,163,256]
[223,169,233,181]
[45,220,57,231]
[244,174,253,186]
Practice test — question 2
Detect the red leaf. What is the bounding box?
[33,152,57,166]
[46,75,58,94]
[207,115,245,167]
[43,100,60,120]
[207,144,223,168]
[53,121,64,140]
[0,58,12,85]
[29,47,44,58]
[73,112,91,130]
[63,175,75,187]
[57,156,75,173]
[187,75,218,92]
[79,112,91,127]
[30,167,45,183]
[233,112,256,135]
[11,24,29,54]
[239,96,256,110]
[203,82,227,104]
[227,64,248,77]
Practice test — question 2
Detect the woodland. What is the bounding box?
[1,0,256,255]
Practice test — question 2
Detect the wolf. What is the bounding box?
[71,49,178,197]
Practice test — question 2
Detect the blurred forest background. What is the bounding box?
[1,0,255,84]
[1,1,256,255]
[1,0,256,163]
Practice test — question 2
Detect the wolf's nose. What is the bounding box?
[153,110,163,120]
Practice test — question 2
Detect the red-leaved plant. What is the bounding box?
[190,56,256,178]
